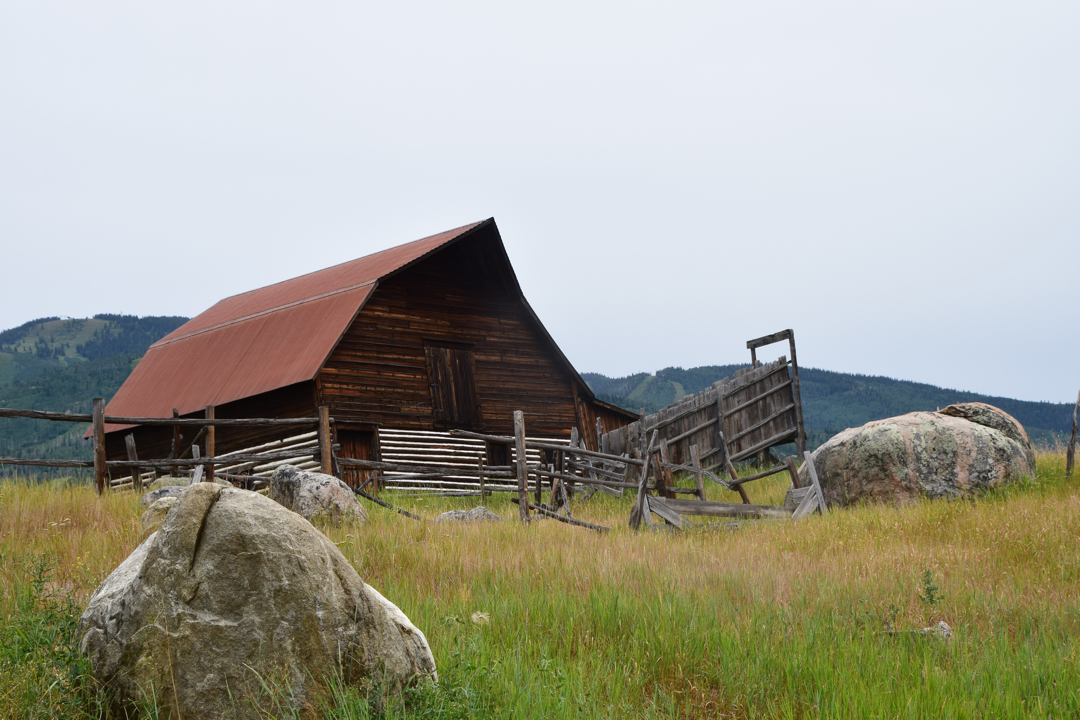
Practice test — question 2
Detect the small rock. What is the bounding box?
[140,496,176,538]
[920,620,953,641]
[270,465,367,525]
[434,506,500,523]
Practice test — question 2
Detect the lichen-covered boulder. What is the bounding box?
[806,402,1035,507]
[270,465,367,525]
[79,484,435,719]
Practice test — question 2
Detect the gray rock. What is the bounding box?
[140,485,186,507]
[806,402,1035,507]
[79,483,434,720]
[270,465,368,525]
[140,496,176,538]
[920,620,953,641]
[434,506,501,523]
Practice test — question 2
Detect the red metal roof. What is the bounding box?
[100,221,486,433]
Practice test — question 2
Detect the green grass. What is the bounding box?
[1,455,1078,718]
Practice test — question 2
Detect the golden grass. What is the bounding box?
[2,453,1078,717]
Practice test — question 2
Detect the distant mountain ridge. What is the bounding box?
[584,365,1073,448]
[0,315,188,476]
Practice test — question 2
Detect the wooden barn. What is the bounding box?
[98,218,636,490]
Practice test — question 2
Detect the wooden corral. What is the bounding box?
[89,218,636,490]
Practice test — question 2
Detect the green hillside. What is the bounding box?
[0,315,188,478]
[584,365,1074,448]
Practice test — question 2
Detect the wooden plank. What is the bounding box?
[662,498,793,520]
[784,456,801,489]
[1067,388,1079,479]
[93,398,107,494]
[629,431,658,531]
[124,433,142,491]
[478,455,487,499]
[664,417,719,445]
[728,463,789,487]
[746,329,792,351]
[787,331,808,455]
[528,466,642,489]
[109,447,322,469]
[171,408,180,477]
[190,446,204,485]
[647,496,684,528]
[318,406,332,474]
[722,380,793,418]
[519,500,608,532]
[0,457,94,468]
[336,458,513,477]
[657,439,673,498]
[691,444,706,501]
[725,403,796,445]
[205,405,216,483]
[514,410,529,523]
[804,451,827,513]
[791,485,819,520]
[728,427,798,463]
[529,440,645,466]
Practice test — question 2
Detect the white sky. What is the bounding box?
[1,1,1077,403]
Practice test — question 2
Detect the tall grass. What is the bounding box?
[1,454,1078,718]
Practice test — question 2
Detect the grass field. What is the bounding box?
[1,454,1077,718]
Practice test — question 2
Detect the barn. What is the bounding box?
[98,218,636,489]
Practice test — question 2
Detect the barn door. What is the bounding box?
[337,428,379,489]
[424,341,481,428]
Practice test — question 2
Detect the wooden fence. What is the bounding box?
[0,400,329,494]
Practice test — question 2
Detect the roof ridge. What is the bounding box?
[206,220,486,306]
[151,280,376,348]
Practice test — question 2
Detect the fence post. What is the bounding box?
[1067,389,1079,479]
[205,405,215,482]
[124,434,141,492]
[318,406,332,474]
[514,410,529,523]
[171,408,180,477]
[92,397,107,494]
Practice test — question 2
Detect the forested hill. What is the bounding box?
[0,315,188,475]
[583,365,1074,448]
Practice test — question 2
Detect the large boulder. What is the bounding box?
[270,465,368,525]
[807,402,1035,507]
[79,483,435,719]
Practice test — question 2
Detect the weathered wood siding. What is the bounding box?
[317,229,584,438]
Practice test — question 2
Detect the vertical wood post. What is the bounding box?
[171,408,180,477]
[318,406,332,474]
[690,444,706,501]
[629,431,657,530]
[787,331,807,456]
[514,410,529,523]
[1067,389,1079,479]
[124,434,141,492]
[205,405,215,483]
[477,454,486,500]
[92,397,107,494]
[784,455,802,489]
[658,439,673,499]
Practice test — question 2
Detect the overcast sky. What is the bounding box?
[1,1,1077,403]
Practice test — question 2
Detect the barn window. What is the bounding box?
[424,341,481,428]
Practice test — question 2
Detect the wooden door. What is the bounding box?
[424,342,481,428]
[337,428,379,489]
